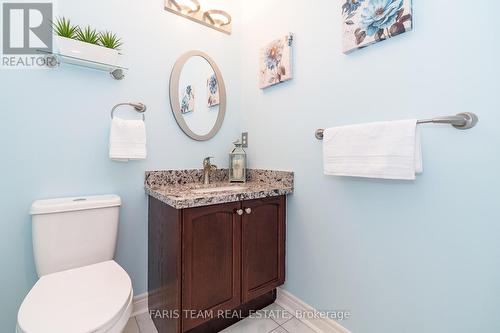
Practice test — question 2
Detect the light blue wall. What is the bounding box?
[0,0,242,330]
[3,1,500,332]
[240,1,500,332]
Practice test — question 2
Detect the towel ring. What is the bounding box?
[111,102,147,121]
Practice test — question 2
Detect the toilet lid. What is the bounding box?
[17,261,132,333]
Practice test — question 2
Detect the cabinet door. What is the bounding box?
[182,202,242,331]
[242,196,286,302]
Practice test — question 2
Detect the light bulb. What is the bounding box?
[170,0,200,14]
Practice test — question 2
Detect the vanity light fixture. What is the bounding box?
[165,0,232,35]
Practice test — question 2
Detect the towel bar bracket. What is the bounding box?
[418,112,478,130]
[315,112,478,140]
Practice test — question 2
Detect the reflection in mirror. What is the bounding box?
[170,50,226,141]
[178,56,219,136]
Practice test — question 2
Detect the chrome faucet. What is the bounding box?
[203,157,217,185]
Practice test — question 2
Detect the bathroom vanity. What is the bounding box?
[145,169,293,333]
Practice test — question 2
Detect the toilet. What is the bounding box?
[16,195,133,333]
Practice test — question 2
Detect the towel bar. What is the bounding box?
[111,102,147,120]
[315,112,478,140]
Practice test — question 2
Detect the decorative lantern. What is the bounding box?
[229,140,246,183]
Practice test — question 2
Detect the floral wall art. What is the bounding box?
[259,34,293,89]
[207,74,220,107]
[181,85,195,114]
[342,0,413,54]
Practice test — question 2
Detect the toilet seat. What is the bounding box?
[17,261,133,333]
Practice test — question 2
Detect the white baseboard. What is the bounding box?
[275,288,352,333]
[132,292,149,317]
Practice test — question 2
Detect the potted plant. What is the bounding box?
[53,17,123,65]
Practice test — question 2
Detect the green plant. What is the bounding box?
[75,26,100,45]
[52,17,79,39]
[99,31,123,50]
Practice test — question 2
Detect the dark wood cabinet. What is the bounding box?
[148,196,286,333]
[181,202,242,331]
[242,197,286,302]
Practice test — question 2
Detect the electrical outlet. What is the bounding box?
[241,132,248,148]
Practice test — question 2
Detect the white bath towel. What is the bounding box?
[323,119,423,180]
[109,117,147,161]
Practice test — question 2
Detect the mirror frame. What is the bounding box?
[169,50,227,141]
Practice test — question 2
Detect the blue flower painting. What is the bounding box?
[260,34,293,89]
[207,74,219,107]
[342,0,412,53]
[181,85,195,114]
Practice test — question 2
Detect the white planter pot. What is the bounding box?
[55,36,120,65]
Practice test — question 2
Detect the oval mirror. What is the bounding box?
[169,51,226,141]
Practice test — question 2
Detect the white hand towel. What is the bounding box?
[109,117,147,161]
[323,119,423,180]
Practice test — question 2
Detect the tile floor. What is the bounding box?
[124,303,316,333]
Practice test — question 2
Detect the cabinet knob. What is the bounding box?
[236,209,244,216]
[245,208,252,215]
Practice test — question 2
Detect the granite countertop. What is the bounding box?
[145,169,294,209]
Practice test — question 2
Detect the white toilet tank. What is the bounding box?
[30,195,121,277]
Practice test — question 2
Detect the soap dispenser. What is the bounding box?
[229,140,247,183]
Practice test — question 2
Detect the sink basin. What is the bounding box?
[192,185,248,194]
